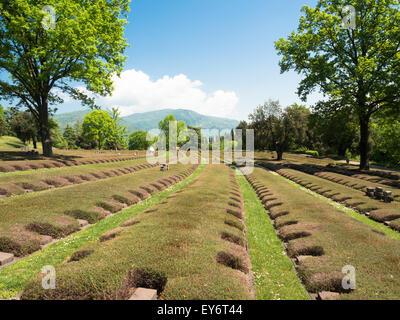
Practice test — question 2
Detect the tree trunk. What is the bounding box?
[276,142,283,161]
[39,101,53,157]
[359,115,370,170]
[33,137,37,149]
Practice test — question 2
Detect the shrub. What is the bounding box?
[129,189,149,200]
[224,219,244,231]
[43,177,70,187]
[221,232,244,246]
[226,208,242,219]
[26,222,78,238]
[97,200,124,213]
[64,209,103,224]
[306,150,319,157]
[68,250,94,262]
[99,228,122,242]
[112,194,136,206]
[19,182,49,191]
[216,251,247,273]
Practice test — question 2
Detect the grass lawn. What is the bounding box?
[0,136,29,149]
[21,165,254,300]
[0,164,204,299]
[236,170,309,300]
[247,167,400,299]
[0,164,194,256]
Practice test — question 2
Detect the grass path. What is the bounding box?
[236,170,309,300]
[0,164,205,299]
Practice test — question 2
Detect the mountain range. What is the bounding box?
[55,109,240,133]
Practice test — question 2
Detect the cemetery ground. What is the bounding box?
[0,149,399,300]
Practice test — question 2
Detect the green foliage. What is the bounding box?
[158,115,188,149]
[305,150,319,157]
[236,121,248,151]
[308,108,359,156]
[81,109,128,150]
[248,100,311,159]
[105,108,128,150]
[10,111,39,147]
[0,0,131,155]
[82,111,113,150]
[275,0,400,169]
[52,128,68,150]
[0,105,7,136]
[371,113,400,167]
[62,125,77,149]
[284,103,312,150]
[128,131,153,150]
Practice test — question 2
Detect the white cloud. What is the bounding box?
[93,69,239,118]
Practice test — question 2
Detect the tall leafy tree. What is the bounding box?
[158,114,188,149]
[275,0,400,169]
[236,121,248,150]
[371,108,400,167]
[63,124,77,149]
[283,103,312,150]
[308,105,359,156]
[10,111,39,147]
[82,110,113,150]
[249,100,312,160]
[106,107,128,150]
[128,130,153,150]
[0,104,7,136]
[249,100,287,160]
[0,0,130,156]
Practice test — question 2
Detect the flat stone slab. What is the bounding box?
[129,288,157,300]
[318,291,340,300]
[296,255,312,264]
[0,252,14,266]
[77,219,89,227]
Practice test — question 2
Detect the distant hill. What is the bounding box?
[54,110,91,128]
[55,109,239,133]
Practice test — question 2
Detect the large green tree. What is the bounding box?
[105,107,128,150]
[0,0,130,156]
[82,110,113,150]
[158,114,188,150]
[10,110,39,147]
[308,105,359,156]
[63,124,77,149]
[371,108,400,167]
[275,0,400,170]
[128,130,154,150]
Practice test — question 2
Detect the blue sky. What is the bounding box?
[2,0,323,121]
